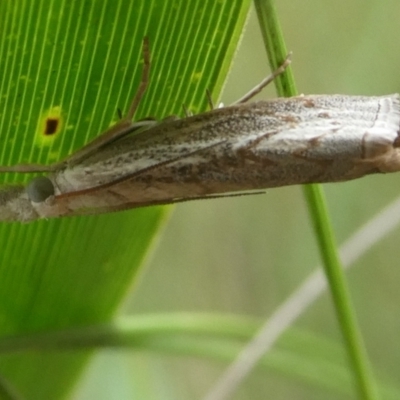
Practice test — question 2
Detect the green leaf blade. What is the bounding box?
[0,0,251,398]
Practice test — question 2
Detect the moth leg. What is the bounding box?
[206,89,215,110]
[231,52,292,105]
[125,36,150,120]
[182,104,192,117]
[61,36,152,166]
[0,38,152,173]
[206,52,289,109]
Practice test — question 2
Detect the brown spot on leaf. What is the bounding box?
[44,118,59,135]
[35,106,63,146]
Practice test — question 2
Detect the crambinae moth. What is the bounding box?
[0,38,399,222]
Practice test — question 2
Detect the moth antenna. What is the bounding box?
[129,191,267,209]
[65,190,266,216]
[0,163,58,173]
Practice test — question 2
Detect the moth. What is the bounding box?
[1,37,400,222]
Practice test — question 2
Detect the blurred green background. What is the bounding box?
[73,1,400,399]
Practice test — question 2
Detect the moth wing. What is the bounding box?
[35,139,227,218]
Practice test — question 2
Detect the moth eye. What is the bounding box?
[26,176,55,203]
